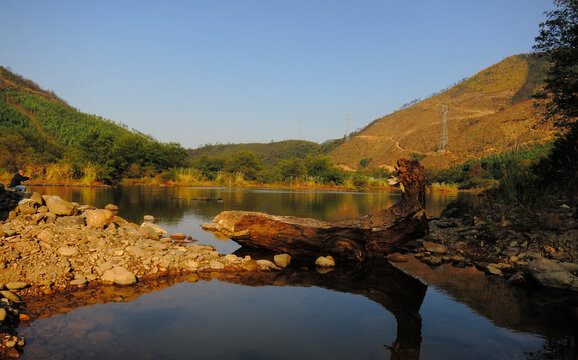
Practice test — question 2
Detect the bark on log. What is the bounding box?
[207,159,428,262]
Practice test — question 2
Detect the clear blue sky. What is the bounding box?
[1,0,555,149]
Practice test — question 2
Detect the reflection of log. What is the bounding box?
[219,260,426,360]
[208,159,428,262]
[23,262,426,360]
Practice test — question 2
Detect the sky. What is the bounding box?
[1,0,555,149]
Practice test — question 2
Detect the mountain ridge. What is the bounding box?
[329,53,556,170]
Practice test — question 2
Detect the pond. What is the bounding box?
[16,186,577,359]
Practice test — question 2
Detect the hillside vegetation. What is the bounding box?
[0,66,187,183]
[329,54,557,170]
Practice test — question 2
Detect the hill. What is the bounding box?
[329,54,557,170]
[0,66,186,182]
[188,139,340,168]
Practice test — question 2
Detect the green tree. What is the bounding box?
[192,154,225,180]
[533,0,578,201]
[275,158,307,181]
[534,0,578,127]
[225,151,263,180]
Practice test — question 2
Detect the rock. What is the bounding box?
[102,267,137,286]
[422,241,447,254]
[138,226,160,240]
[450,255,466,263]
[423,256,442,266]
[551,252,570,261]
[125,246,146,257]
[528,259,578,291]
[5,282,28,290]
[58,246,81,257]
[559,262,578,273]
[55,216,85,227]
[36,230,54,243]
[85,209,114,228]
[201,223,219,231]
[143,215,155,223]
[387,253,408,263]
[140,222,168,237]
[502,248,519,257]
[0,290,21,302]
[170,233,187,241]
[30,192,43,204]
[315,256,336,268]
[242,259,259,271]
[256,259,280,270]
[45,195,78,216]
[18,198,39,215]
[210,260,225,270]
[485,264,503,276]
[274,254,291,268]
[70,276,87,286]
[104,203,119,213]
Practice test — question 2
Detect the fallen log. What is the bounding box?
[205,159,428,262]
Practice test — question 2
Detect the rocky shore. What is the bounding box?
[1,185,577,357]
[388,193,578,292]
[0,186,311,358]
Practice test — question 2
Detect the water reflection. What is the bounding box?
[28,185,466,225]
[20,262,425,359]
[17,186,574,359]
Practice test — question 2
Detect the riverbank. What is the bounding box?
[0,187,307,357]
[389,191,578,291]
[1,185,577,357]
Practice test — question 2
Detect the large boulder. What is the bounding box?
[18,199,40,215]
[44,195,78,216]
[528,259,578,291]
[102,266,137,285]
[140,222,168,238]
[85,209,114,228]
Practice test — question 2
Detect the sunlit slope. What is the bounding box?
[0,66,130,146]
[329,54,557,170]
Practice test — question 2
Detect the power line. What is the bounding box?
[440,105,448,152]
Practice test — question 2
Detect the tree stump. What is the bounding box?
[206,159,428,262]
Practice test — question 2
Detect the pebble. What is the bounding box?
[274,254,291,268]
[0,291,21,302]
[315,256,336,268]
[386,253,408,263]
[5,282,28,290]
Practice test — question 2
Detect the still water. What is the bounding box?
[17,186,577,359]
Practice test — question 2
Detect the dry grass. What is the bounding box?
[329,54,556,171]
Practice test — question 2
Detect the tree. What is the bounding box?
[534,0,578,128]
[275,158,307,181]
[533,0,578,202]
[225,151,263,180]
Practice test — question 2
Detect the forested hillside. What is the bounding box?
[0,66,187,183]
[329,54,558,171]
[188,140,340,168]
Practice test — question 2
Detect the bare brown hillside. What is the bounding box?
[329,54,557,170]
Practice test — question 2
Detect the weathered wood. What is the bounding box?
[206,159,428,262]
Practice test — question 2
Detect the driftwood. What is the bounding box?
[206,159,428,262]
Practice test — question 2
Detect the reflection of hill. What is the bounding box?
[30,186,467,231]
[393,257,578,337]
[29,186,404,225]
